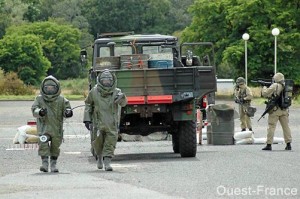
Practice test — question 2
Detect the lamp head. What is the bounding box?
[242,33,250,41]
[272,28,280,36]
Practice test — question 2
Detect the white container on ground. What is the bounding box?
[234,131,253,140]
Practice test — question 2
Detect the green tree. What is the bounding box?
[0,0,29,38]
[51,0,94,48]
[0,34,50,85]
[23,2,41,22]
[168,0,193,32]
[27,0,60,21]
[3,21,82,81]
[81,0,173,37]
[0,0,10,38]
[23,0,93,48]
[182,0,300,83]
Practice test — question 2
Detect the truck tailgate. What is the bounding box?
[115,66,216,101]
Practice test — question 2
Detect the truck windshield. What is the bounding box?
[143,46,172,54]
[99,47,110,57]
[97,45,173,57]
[115,46,132,56]
[98,46,132,57]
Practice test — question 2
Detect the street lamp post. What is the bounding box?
[242,33,250,85]
[272,28,280,74]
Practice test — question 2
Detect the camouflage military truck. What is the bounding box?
[81,32,217,157]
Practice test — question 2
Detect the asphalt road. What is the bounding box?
[0,100,299,199]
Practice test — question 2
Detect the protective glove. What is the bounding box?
[114,92,125,104]
[64,109,73,118]
[84,121,92,130]
[39,108,47,117]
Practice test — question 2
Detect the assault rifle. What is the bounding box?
[234,97,245,105]
[258,95,280,122]
[251,79,272,87]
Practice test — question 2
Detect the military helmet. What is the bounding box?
[236,77,245,85]
[42,79,58,95]
[273,72,285,83]
[98,69,114,87]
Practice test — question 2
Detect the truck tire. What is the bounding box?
[179,121,197,157]
[172,133,180,153]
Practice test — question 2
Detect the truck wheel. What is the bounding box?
[179,121,197,157]
[172,133,180,153]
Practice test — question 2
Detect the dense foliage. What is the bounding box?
[0,21,82,84]
[0,0,192,84]
[182,0,300,83]
[0,0,299,86]
[0,33,50,85]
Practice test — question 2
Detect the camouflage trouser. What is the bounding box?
[92,129,118,157]
[38,134,62,157]
[267,107,292,144]
[239,104,252,130]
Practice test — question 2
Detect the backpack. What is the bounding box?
[278,79,294,109]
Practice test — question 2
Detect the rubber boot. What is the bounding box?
[50,156,59,172]
[40,156,49,172]
[103,157,113,171]
[262,144,272,151]
[285,143,292,150]
[97,155,103,169]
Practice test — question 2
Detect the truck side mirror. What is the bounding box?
[80,49,88,66]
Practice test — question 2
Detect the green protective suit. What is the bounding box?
[31,76,72,157]
[83,70,127,157]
